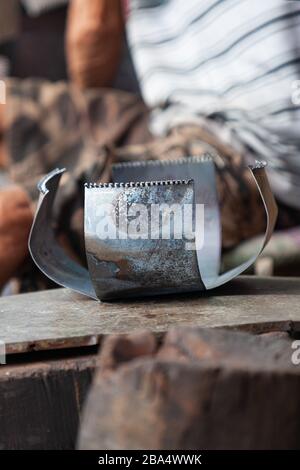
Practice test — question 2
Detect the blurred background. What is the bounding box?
[0,0,300,295]
[0,0,68,80]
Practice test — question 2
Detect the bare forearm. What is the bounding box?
[66,0,124,89]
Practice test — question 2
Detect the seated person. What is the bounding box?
[0,0,299,292]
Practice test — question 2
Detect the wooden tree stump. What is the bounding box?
[78,327,300,450]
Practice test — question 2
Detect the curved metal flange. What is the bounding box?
[204,161,278,289]
[28,168,97,300]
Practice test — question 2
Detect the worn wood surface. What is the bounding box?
[0,352,97,450]
[1,275,300,355]
[79,328,300,450]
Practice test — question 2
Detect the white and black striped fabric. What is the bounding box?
[126,0,300,208]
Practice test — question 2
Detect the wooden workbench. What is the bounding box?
[0,275,299,449]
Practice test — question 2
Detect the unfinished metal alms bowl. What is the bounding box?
[29,155,277,301]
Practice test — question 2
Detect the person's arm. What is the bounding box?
[66,0,124,89]
[0,185,33,289]
[0,87,34,289]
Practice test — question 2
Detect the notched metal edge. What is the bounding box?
[84,179,194,189]
[112,154,213,171]
[248,160,267,171]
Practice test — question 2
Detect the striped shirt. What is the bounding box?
[126,0,300,209]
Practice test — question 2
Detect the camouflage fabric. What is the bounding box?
[3,78,273,293]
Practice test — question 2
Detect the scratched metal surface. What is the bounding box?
[1,276,300,355]
[85,180,204,300]
[112,156,221,285]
